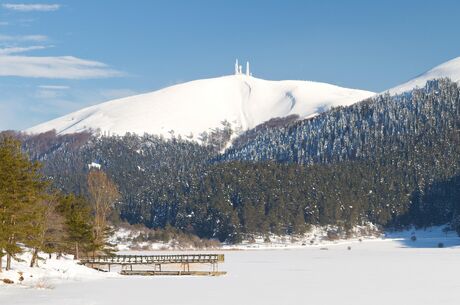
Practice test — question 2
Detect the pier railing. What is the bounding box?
[80,254,224,265]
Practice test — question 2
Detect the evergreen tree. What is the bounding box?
[57,194,94,259]
[0,135,48,271]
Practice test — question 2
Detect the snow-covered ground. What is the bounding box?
[223,224,381,250]
[0,252,117,289]
[110,223,381,251]
[2,226,460,305]
[26,74,374,139]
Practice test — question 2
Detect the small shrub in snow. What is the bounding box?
[438,242,444,248]
[347,246,352,250]
[34,278,55,290]
[2,278,14,284]
[320,247,329,250]
[140,244,151,251]
[130,243,149,251]
[326,231,339,241]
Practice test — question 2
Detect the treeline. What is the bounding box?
[13,78,460,242]
[0,135,119,272]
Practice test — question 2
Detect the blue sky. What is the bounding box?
[1,0,459,130]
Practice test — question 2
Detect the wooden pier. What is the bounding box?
[80,254,226,276]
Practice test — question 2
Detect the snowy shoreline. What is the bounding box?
[111,223,384,252]
[111,224,460,252]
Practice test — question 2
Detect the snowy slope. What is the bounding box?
[26,75,374,139]
[388,56,460,95]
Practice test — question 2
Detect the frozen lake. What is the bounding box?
[2,234,460,305]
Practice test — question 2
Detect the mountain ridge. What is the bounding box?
[387,56,460,94]
[26,74,375,140]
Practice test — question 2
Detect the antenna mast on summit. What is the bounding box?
[235,59,251,76]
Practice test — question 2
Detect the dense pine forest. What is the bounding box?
[4,78,460,243]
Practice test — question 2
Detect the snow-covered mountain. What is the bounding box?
[388,56,460,95]
[26,74,374,139]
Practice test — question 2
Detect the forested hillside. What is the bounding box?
[14,78,460,242]
[221,78,459,165]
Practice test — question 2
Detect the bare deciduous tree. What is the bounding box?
[87,169,120,252]
[29,194,65,267]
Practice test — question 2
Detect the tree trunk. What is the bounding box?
[6,254,11,271]
[0,254,3,273]
[30,248,39,267]
[75,242,79,260]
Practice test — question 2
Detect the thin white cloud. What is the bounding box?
[0,45,48,55]
[2,3,61,12]
[0,55,123,79]
[0,34,48,42]
[34,88,62,99]
[35,84,70,99]
[38,85,69,90]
